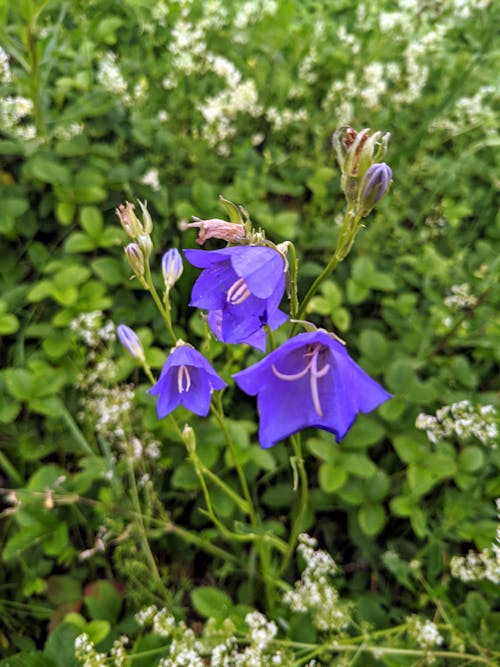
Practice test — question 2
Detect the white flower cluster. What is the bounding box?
[97,52,128,97]
[444,283,478,311]
[199,78,262,155]
[266,107,308,132]
[283,534,350,632]
[415,400,497,446]
[141,168,161,192]
[407,615,444,650]
[0,95,35,139]
[54,122,85,141]
[450,499,500,585]
[70,311,116,348]
[431,85,498,136]
[74,633,106,667]
[233,0,278,34]
[109,635,129,667]
[0,46,12,83]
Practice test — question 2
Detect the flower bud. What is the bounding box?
[125,243,145,278]
[358,162,392,217]
[137,199,153,234]
[182,424,197,454]
[137,233,153,261]
[116,201,144,238]
[162,248,183,290]
[117,324,145,361]
[333,126,390,180]
[183,218,245,245]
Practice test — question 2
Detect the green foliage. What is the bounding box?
[0,0,499,664]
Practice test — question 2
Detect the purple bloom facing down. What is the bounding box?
[149,343,226,418]
[184,246,287,350]
[162,248,183,290]
[233,330,391,448]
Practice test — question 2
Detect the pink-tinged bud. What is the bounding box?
[333,126,390,179]
[125,243,145,278]
[162,248,183,290]
[358,163,392,217]
[184,218,245,245]
[116,201,144,238]
[117,324,145,361]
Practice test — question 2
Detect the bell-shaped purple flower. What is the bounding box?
[149,342,227,418]
[184,246,287,351]
[358,162,392,217]
[233,330,391,448]
[117,324,145,361]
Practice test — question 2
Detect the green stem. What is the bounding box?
[126,458,168,598]
[59,405,96,455]
[284,241,300,318]
[144,260,176,342]
[211,395,278,610]
[293,209,360,332]
[280,433,308,576]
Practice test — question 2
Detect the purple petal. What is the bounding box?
[189,264,234,310]
[230,246,285,299]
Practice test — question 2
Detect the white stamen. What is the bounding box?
[271,344,330,417]
[177,365,191,393]
[227,277,251,305]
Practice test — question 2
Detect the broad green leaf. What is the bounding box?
[319,462,347,493]
[458,446,485,472]
[358,504,386,536]
[85,580,122,624]
[191,587,232,620]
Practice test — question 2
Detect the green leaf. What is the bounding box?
[27,155,71,186]
[342,453,377,478]
[43,623,81,667]
[191,586,232,620]
[358,329,388,363]
[458,446,485,472]
[392,435,425,464]
[64,232,96,253]
[91,257,124,285]
[4,368,35,400]
[172,461,198,490]
[55,201,76,225]
[358,504,386,536]
[0,653,56,667]
[85,580,122,624]
[43,522,69,556]
[79,206,103,239]
[341,416,385,449]
[319,462,347,493]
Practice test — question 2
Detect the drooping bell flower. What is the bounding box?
[149,341,226,418]
[184,246,287,351]
[233,330,391,448]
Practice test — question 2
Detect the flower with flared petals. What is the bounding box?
[233,330,391,448]
[149,341,226,418]
[184,246,287,351]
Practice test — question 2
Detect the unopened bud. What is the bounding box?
[137,199,153,234]
[182,424,196,454]
[358,163,392,217]
[116,201,144,238]
[125,243,145,278]
[137,233,153,260]
[184,218,245,245]
[333,126,390,180]
[162,248,183,290]
[117,324,145,361]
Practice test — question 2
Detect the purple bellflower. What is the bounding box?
[149,341,226,418]
[117,324,145,361]
[184,246,287,351]
[233,330,391,448]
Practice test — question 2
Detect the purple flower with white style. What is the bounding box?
[184,246,287,351]
[149,341,226,418]
[233,330,391,448]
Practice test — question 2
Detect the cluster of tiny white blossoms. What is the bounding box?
[444,283,478,311]
[430,85,499,136]
[415,400,497,446]
[96,52,129,99]
[407,615,444,651]
[132,605,289,667]
[233,0,278,36]
[0,46,12,83]
[283,534,350,632]
[141,167,161,192]
[0,95,35,139]
[74,633,106,667]
[54,122,85,141]
[450,499,500,585]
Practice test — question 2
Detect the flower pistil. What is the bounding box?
[177,365,191,393]
[272,344,330,417]
[226,277,251,305]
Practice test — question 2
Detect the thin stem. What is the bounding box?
[144,260,176,342]
[280,433,308,576]
[293,209,360,333]
[126,458,168,598]
[59,405,96,455]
